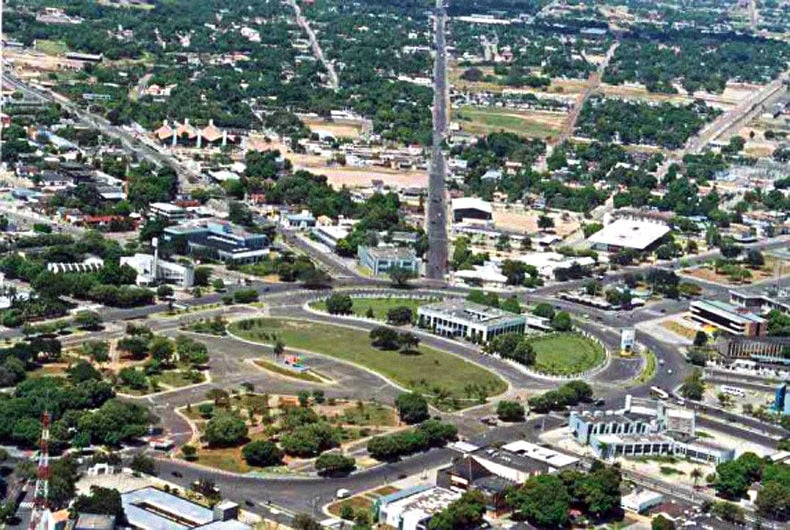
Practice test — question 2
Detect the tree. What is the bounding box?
[428,491,486,530]
[746,249,765,269]
[194,267,212,287]
[496,400,525,422]
[204,412,248,447]
[181,444,198,461]
[395,393,429,424]
[315,452,356,476]
[552,311,572,331]
[369,326,400,350]
[325,294,353,315]
[507,474,570,528]
[755,478,790,520]
[73,486,124,520]
[74,310,102,330]
[79,400,152,446]
[680,369,705,400]
[148,336,175,365]
[486,333,522,357]
[212,278,225,292]
[292,514,321,530]
[156,285,174,299]
[389,266,415,287]
[83,340,110,364]
[652,514,676,530]
[690,467,704,487]
[130,454,156,476]
[386,306,413,325]
[693,330,708,348]
[397,331,420,353]
[532,303,555,320]
[500,296,522,314]
[242,440,283,467]
[538,215,555,230]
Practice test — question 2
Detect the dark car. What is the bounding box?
[172,471,183,478]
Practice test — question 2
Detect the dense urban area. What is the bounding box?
[0,0,789,529]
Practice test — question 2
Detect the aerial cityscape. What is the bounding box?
[0,0,789,529]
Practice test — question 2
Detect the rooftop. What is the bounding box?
[500,440,580,468]
[419,299,525,326]
[451,197,493,214]
[362,245,417,261]
[587,218,670,250]
[691,300,766,325]
[121,487,250,530]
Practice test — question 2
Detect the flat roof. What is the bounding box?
[362,245,417,261]
[121,487,246,530]
[418,299,525,327]
[587,218,670,250]
[691,300,766,325]
[501,440,579,468]
[150,202,186,213]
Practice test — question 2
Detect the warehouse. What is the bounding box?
[587,217,670,252]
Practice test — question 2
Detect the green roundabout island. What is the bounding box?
[228,318,507,407]
[527,333,607,376]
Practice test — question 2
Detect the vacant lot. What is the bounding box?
[310,296,435,321]
[229,318,507,399]
[528,333,606,375]
[455,106,565,140]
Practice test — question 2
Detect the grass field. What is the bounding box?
[230,318,507,400]
[528,333,606,375]
[35,40,68,56]
[310,297,434,322]
[455,106,565,140]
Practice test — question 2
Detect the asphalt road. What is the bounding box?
[425,0,449,280]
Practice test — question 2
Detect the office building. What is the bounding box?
[121,487,250,530]
[163,220,269,264]
[417,299,526,342]
[311,225,350,249]
[149,202,187,221]
[121,255,194,288]
[570,397,735,464]
[729,290,790,315]
[358,245,419,276]
[689,300,767,337]
[74,513,116,530]
[715,335,790,363]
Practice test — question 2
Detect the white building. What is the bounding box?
[311,225,350,249]
[417,299,526,342]
[120,240,194,287]
[518,252,596,279]
[149,202,187,221]
[587,217,670,252]
[453,263,508,289]
[621,490,664,513]
[377,486,460,530]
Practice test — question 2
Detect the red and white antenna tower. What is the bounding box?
[28,410,51,530]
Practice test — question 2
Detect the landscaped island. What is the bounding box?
[229,318,507,407]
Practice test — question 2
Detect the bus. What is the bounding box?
[650,386,669,400]
[721,385,746,398]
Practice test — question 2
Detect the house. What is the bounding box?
[357,246,419,276]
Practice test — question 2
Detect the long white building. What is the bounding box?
[417,299,526,342]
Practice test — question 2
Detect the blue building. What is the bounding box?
[774,383,790,415]
[357,245,419,276]
[163,220,269,264]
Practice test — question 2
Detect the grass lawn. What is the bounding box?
[35,39,68,55]
[310,296,433,322]
[528,333,606,375]
[253,358,326,383]
[156,370,205,388]
[335,402,398,427]
[455,106,564,140]
[230,318,507,400]
[191,432,281,474]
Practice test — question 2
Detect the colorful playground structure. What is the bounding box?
[281,353,309,373]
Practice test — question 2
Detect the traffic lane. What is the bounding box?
[155,446,457,517]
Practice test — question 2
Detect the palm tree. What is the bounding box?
[691,467,703,487]
[273,339,285,358]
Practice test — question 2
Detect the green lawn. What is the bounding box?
[230,318,506,400]
[528,333,606,375]
[35,39,68,56]
[310,297,433,322]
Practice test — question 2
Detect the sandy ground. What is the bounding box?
[599,81,760,111]
[303,118,364,139]
[247,136,427,189]
[492,208,581,236]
